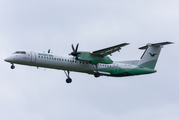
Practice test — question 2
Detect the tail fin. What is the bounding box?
[138,42,173,69]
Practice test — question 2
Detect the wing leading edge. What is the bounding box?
[90,43,129,56]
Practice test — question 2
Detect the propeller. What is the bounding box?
[69,43,81,58]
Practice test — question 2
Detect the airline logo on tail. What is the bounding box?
[149,53,157,57]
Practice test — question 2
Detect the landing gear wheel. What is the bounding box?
[64,70,72,84]
[11,65,15,69]
[94,72,100,78]
[66,78,72,83]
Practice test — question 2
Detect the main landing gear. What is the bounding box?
[94,72,100,77]
[64,70,72,83]
[11,63,15,69]
[92,64,100,78]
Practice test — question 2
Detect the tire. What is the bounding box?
[66,78,72,83]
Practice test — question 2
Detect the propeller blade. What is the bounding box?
[75,43,79,52]
[72,44,75,52]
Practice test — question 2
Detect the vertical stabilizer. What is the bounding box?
[138,42,173,69]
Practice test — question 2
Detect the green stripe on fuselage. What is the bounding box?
[91,65,156,77]
[110,67,156,77]
[138,60,157,69]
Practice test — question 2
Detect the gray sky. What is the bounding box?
[0,0,179,120]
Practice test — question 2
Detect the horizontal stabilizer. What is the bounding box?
[139,42,173,50]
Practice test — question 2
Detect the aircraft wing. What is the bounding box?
[90,43,129,56]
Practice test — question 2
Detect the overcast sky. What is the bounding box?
[0,0,179,120]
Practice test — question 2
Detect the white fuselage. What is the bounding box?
[5,51,157,80]
[5,51,130,76]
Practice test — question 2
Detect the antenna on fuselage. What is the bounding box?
[48,49,50,53]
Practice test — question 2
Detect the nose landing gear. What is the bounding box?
[11,63,15,69]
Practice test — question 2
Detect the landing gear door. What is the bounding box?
[30,51,36,63]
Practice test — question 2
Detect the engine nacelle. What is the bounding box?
[77,51,113,64]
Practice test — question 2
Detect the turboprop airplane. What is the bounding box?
[4,42,173,83]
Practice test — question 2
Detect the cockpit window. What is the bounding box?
[14,51,20,54]
[20,51,26,54]
[13,51,26,54]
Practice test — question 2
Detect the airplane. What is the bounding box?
[4,42,173,83]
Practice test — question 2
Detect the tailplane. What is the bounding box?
[138,42,173,69]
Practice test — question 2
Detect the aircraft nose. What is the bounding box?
[4,56,14,62]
